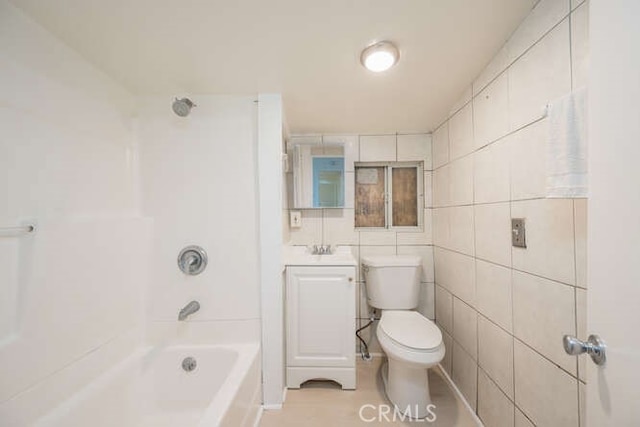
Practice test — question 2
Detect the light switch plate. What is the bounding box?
[290,211,302,228]
[512,218,526,248]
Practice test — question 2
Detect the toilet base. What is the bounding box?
[381,358,433,419]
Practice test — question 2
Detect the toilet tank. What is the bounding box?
[361,255,422,310]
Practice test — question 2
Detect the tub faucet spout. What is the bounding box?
[178,300,200,321]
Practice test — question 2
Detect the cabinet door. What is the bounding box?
[286,266,356,367]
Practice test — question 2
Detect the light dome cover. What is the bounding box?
[361,41,399,72]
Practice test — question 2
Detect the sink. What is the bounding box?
[283,245,357,266]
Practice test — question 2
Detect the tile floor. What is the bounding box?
[259,357,480,426]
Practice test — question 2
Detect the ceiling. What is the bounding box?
[10,0,535,134]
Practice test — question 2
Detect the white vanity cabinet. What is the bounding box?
[285,265,356,389]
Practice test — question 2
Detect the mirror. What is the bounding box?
[292,142,345,208]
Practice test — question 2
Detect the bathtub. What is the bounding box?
[33,342,262,427]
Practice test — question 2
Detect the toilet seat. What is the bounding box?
[379,311,443,352]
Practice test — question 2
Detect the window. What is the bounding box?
[355,162,423,229]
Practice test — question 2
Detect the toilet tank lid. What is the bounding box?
[361,255,421,267]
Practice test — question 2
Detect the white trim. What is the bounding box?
[260,385,287,411]
[262,403,283,411]
[257,94,285,407]
[251,406,264,427]
[436,364,484,426]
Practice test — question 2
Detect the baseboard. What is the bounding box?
[436,364,484,427]
[251,406,264,427]
[262,403,283,410]
[262,387,287,410]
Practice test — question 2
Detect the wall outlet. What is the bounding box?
[290,211,302,228]
[512,218,526,248]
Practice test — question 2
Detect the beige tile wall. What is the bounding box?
[285,133,435,354]
[432,1,589,426]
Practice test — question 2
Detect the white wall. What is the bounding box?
[0,1,151,424]
[285,133,434,354]
[588,0,640,425]
[432,0,588,426]
[137,95,262,344]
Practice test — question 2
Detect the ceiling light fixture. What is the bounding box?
[360,41,400,72]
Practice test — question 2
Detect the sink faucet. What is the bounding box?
[178,300,200,321]
[312,244,332,255]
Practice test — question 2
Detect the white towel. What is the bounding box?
[546,88,588,198]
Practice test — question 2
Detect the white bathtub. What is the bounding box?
[33,343,262,427]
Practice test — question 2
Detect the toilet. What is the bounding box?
[362,255,445,419]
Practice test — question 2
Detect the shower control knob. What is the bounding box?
[563,334,606,366]
[178,246,208,275]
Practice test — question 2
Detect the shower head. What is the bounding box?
[172,98,196,117]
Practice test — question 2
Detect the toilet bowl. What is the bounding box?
[376,310,444,418]
[361,255,445,419]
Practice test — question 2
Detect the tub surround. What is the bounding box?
[134,93,269,415]
[0,1,151,422]
[136,95,261,328]
[1,3,265,424]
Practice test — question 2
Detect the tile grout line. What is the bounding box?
[444,284,584,382]
[474,7,573,106]
[572,199,583,427]
[433,195,548,209]
[470,95,480,416]
[430,4,579,426]
[440,252,583,381]
[432,113,547,174]
[569,0,575,91]
[433,6,571,133]
[513,335,580,380]
[478,364,515,409]
[434,244,581,290]
[509,188,517,422]
[515,402,538,427]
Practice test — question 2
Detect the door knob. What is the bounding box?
[563,334,606,366]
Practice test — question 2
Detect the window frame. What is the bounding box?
[354,161,424,231]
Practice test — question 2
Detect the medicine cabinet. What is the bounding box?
[291,142,345,209]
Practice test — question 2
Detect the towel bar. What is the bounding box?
[0,224,36,237]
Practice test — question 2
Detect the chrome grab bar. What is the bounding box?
[0,224,36,237]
